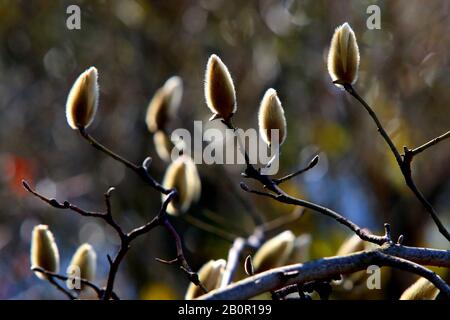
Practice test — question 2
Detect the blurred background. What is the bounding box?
[0,0,449,299]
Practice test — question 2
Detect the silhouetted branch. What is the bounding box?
[408,130,450,157]
[344,84,450,242]
[23,182,205,299]
[31,267,120,300]
[78,127,170,195]
[200,245,450,300]
[273,155,320,185]
[219,209,304,288]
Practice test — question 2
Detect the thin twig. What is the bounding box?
[31,267,120,300]
[273,155,320,185]
[47,276,77,300]
[24,182,205,299]
[240,179,391,246]
[181,214,239,242]
[343,84,403,166]
[409,130,450,157]
[344,84,450,242]
[78,127,170,195]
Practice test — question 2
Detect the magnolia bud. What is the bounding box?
[253,230,295,273]
[67,243,97,287]
[336,233,365,256]
[146,76,183,133]
[400,277,440,300]
[153,131,175,162]
[258,88,287,147]
[204,54,236,121]
[66,67,99,130]
[30,225,60,280]
[327,22,360,86]
[185,259,226,300]
[162,155,201,215]
[287,234,311,264]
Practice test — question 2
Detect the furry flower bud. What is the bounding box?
[185,259,226,300]
[146,76,183,133]
[253,230,295,272]
[204,54,236,121]
[66,67,99,129]
[30,225,60,280]
[327,22,360,86]
[258,88,287,147]
[400,277,440,300]
[67,243,97,285]
[162,155,201,215]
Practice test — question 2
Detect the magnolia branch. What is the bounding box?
[200,245,450,300]
[344,84,450,242]
[219,207,304,288]
[23,182,205,299]
[31,267,119,300]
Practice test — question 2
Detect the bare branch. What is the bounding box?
[344,84,450,242]
[77,127,170,195]
[199,245,450,300]
[409,130,450,157]
[273,155,320,185]
[31,267,120,300]
[24,182,205,299]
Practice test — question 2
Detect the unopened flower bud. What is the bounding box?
[336,233,365,256]
[153,131,175,162]
[258,88,287,147]
[66,67,99,129]
[67,243,97,287]
[162,155,201,215]
[145,76,183,133]
[204,54,236,121]
[253,230,295,273]
[30,225,60,280]
[327,22,360,86]
[400,277,440,300]
[185,259,226,300]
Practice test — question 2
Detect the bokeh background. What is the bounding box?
[0,0,449,299]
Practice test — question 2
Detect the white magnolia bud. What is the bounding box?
[400,277,440,300]
[336,233,366,256]
[327,22,360,86]
[30,225,60,280]
[162,155,201,215]
[145,76,183,133]
[67,243,97,286]
[185,259,226,300]
[253,230,295,272]
[204,54,236,121]
[258,88,287,147]
[66,67,99,129]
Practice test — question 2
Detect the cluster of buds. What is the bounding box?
[31,225,97,291]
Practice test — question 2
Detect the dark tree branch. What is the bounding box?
[47,276,77,300]
[343,84,450,242]
[31,267,119,300]
[408,130,450,157]
[199,245,450,300]
[24,182,205,299]
[78,127,170,195]
[181,214,239,242]
[273,155,320,185]
[219,209,304,288]
[240,179,391,246]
